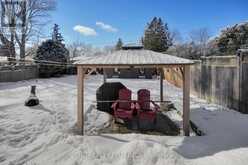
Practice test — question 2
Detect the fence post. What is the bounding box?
[237,50,242,112]
[237,49,248,113]
[160,68,164,102]
[183,65,190,136]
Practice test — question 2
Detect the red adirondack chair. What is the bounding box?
[111,88,136,120]
[137,89,160,122]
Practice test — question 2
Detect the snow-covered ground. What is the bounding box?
[0,75,248,165]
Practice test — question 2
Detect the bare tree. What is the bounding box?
[189,27,211,56]
[25,41,39,59]
[0,0,17,58]
[68,42,97,60]
[0,0,56,60]
[103,45,114,53]
[68,41,82,59]
[16,0,56,59]
[170,29,183,44]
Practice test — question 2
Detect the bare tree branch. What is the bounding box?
[189,28,211,56]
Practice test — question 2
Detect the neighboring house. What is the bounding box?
[105,44,157,79]
[0,45,11,57]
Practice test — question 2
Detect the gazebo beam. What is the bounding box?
[77,66,85,135]
[76,64,192,69]
[183,65,190,136]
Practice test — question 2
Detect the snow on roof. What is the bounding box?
[0,56,8,62]
[74,49,194,67]
[238,49,248,53]
[71,55,95,61]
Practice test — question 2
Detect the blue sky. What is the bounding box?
[48,0,248,47]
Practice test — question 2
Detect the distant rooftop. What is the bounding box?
[238,49,248,53]
[122,43,143,50]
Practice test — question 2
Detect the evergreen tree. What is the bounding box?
[216,23,248,54]
[35,39,69,77]
[52,24,64,43]
[143,17,172,52]
[115,38,123,50]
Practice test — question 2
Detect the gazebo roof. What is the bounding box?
[74,50,194,68]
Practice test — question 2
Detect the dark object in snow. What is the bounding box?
[96,82,126,115]
[110,112,180,136]
[190,120,205,136]
[138,117,156,131]
[25,86,39,106]
[154,112,180,135]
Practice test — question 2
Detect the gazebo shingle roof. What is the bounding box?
[74,50,194,67]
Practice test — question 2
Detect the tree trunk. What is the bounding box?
[9,30,16,59]
[18,28,26,60]
[19,43,25,60]
[8,42,16,59]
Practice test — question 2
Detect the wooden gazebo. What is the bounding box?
[74,50,194,136]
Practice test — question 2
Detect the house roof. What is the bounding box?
[74,49,194,68]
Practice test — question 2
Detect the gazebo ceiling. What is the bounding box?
[74,50,194,68]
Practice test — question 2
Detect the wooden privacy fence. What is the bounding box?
[0,64,38,82]
[164,50,248,114]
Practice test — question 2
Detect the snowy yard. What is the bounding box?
[1,75,248,165]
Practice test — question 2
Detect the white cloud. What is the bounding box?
[73,25,97,36]
[96,21,118,32]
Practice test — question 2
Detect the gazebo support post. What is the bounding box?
[160,68,164,102]
[77,66,85,135]
[103,69,107,83]
[183,65,190,136]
